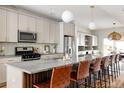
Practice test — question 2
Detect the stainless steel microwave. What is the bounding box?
[18,31,37,43]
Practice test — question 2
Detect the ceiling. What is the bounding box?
[15,5,124,30]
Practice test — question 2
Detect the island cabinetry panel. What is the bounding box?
[23,70,52,88]
[0,57,21,85]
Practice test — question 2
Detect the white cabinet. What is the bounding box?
[28,16,36,32]
[92,35,97,46]
[77,32,85,46]
[18,14,28,31]
[63,23,75,36]
[36,18,59,43]
[6,11,18,42]
[19,14,36,32]
[49,21,60,43]
[43,20,50,43]
[0,57,21,84]
[0,9,18,42]
[36,18,49,43]
[0,9,7,42]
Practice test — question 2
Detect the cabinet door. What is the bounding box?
[70,24,75,36]
[80,33,85,46]
[63,23,70,35]
[36,18,45,43]
[54,22,60,43]
[0,64,5,83]
[36,18,49,43]
[92,36,97,46]
[63,23,75,36]
[18,14,28,31]
[0,9,6,42]
[28,16,36,32]
[77,32,81,46]
[49,21,56,43]
[6,11,18,42]
[43,20,50,43]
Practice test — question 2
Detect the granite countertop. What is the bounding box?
[6,58,79,74]
[5,54,112,74]
[0,55,21,59]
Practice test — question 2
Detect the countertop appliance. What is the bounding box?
[18,31,37,43]
[15,47,41,61]
[64,35,73,58]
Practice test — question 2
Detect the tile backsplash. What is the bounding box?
[0,43,57,55]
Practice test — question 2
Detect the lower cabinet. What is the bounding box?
[0,57,21,85]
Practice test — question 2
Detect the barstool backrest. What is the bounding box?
[93,57,102,72]
[77,60,89,80]
[50,64,72,88]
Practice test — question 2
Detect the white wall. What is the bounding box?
[92,27,124,53]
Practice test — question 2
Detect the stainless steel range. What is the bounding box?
[15,47,41,61]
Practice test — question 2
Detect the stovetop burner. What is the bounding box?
[15,47,41,61]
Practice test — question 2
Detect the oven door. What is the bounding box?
[18,31,37,43]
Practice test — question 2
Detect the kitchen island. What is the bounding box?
[5,54,109,88]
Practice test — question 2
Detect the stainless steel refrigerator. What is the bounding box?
[64,35,73,58]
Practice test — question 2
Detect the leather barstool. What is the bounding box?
[33,64,72,88]
[101,56,111,88]
[70,60,90,88]
[90,57,102,88]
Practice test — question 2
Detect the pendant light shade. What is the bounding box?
[88,6,96,30]
[88,21,96,30]
[62,10,74,23]
[108,31,121,40]
[108,23,121,40]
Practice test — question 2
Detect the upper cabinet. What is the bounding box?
[6,11,18,42]
[92,35,98,46]
[36,18,50,43]
[0,8,18,42]
[77,32,85,46]
[63,23,75,36]
[36,18,59,43]
[49,20,60,43]
[0,9,7,42]
[18,14,36,32]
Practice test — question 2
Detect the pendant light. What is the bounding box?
[61,10,74,23]
[108,23,121,40]
[88,6,96,30]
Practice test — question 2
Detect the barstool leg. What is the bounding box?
[116,62,119,77]
[118,61,121,75]
[99,71,102,88]
[104,68,107,88]
[110,64,114,82]
[113,63,116,79]
[107,66,111,87]
[93,73,96,88]
[76,81,79,88]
